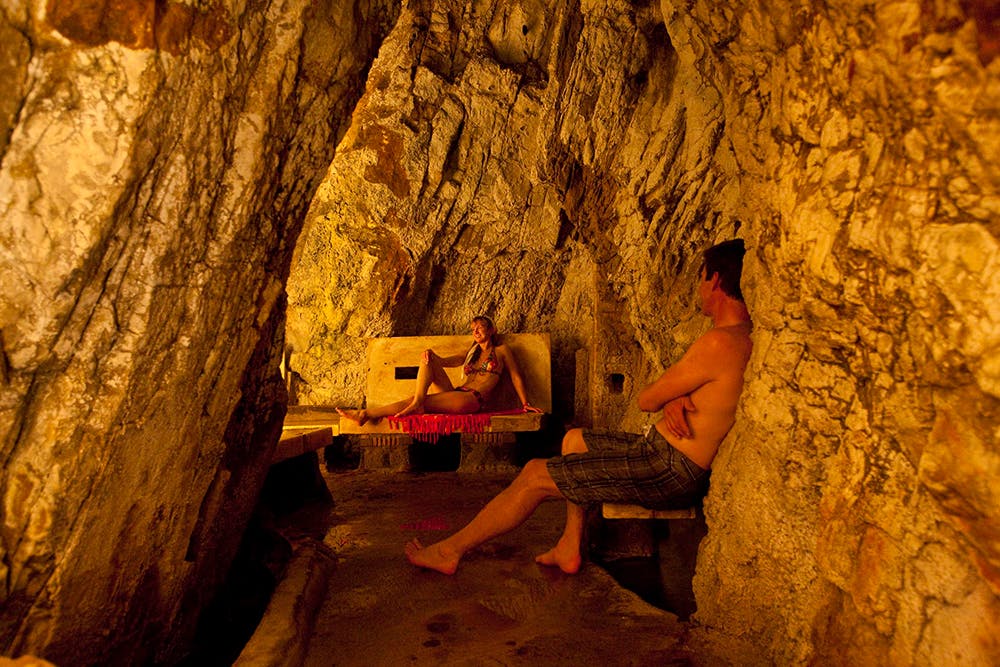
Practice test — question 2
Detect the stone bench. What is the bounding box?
[274,427,334,463]
[593,503,700,560]
[601,504,697,520]
[282,333,552,472]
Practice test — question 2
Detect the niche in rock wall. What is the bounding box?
[590,270,641,429]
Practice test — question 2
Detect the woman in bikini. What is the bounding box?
[337,316,540,425]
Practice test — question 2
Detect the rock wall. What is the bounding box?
[287,0,734,422]
[1,0,996,663]
[675,1,1000,664]
[0,1,397,663]
[288,0,999,664]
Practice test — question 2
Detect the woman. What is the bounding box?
[337,316,541,425]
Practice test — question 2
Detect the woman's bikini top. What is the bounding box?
[464,347,501,376]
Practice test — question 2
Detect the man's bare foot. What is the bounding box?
[393,399,425,419]
[405,538,459,575]
[336,408,370,426]
[535,541,582,574]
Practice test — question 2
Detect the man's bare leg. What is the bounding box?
[405,459,561,574]
[534,428,588,573]
[534,503,585,574]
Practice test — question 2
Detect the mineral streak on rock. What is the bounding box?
[45,0,234,53]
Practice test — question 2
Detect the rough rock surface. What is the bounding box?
[1,0,997,664]
[287,0,999,664]
[677,2,1000,664]
[0,0,397,664]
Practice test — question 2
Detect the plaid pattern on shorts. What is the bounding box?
[546,426,710,509]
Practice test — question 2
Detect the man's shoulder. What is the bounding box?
[692,323,753,356]
[697,322,751,341]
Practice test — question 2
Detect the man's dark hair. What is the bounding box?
[702,239,746,302]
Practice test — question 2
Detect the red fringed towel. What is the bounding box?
[386,411,523,443]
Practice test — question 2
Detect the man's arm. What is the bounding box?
[661,395,696,438]
[635,331,725,412]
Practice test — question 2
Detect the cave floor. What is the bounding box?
[297,469,697,666]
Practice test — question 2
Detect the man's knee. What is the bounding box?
[520,458,548,482]
[519,458,560,495]
[561,428,587,455]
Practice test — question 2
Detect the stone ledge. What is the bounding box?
[274,427,334,463]
[283,405,545,435]
[601,503,698,520]
[234,540,334,667]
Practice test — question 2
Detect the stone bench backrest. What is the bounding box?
[365,333,552,414]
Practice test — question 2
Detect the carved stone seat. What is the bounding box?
[601,503,698,520]
[592,503,700,560]
[281,333,552,472]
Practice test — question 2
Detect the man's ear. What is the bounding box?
[709,272,722,290]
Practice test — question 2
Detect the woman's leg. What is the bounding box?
[534,428,589,573]
[339,350,469,423]
[337,398,409,425]
[394,349,458,417]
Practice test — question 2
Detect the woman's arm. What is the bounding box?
[498,346,541,412]
[424,349,469,367]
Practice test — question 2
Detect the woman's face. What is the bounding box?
[470,319,493,344]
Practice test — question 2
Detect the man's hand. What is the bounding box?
[662,395,696,439]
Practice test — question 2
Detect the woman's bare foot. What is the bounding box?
[534,539,582,574]
[336,408,370,426]
[405,538,460,575]
[393,398,425,419]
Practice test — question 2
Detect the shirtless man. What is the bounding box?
[405,239,752,575]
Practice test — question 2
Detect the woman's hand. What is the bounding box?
[522,403,542,413]
[422,349,437,365]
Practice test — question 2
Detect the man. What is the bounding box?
[405,239,753,575]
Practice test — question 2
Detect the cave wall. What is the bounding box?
[287,0,738,425]
[288,0,999,664]
[1,0,996,663]
[0,0,398,663]
[664,3,1000,664]
[678,1,1000,664]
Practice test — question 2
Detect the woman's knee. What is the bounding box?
[561,428,587,455]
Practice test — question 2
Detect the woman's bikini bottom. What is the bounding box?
[456,386,484,408]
